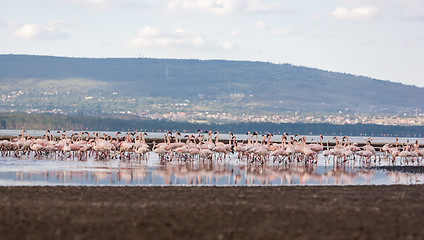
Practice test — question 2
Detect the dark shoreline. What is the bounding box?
[1,185,424,239]
[371,165,424,174]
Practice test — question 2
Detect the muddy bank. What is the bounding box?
[1,185,424,239]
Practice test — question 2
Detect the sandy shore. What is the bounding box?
[1,185,423,240]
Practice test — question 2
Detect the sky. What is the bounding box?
[1,0,423,87]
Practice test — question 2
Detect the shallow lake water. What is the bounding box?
[0,153,423,186]
[1,130,424,186]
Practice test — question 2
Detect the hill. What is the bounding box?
[0,54,422,117]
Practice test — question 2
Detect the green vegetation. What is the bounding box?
[0,54,423,117]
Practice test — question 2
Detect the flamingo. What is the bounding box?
[322,141,330,157]
[308,134,324,152]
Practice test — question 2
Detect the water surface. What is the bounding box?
[1,130,423,186]
[0,153,422,186]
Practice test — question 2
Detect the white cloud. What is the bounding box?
[218,41,234,51]
[54,0,116,10]
[50,20,79,29]
[14,22,70,40]
[231,30,240,37]
[128,26,233,51]
[167,0,286,15]
[402,11,424,21]
[272,28,300,37]
[397,0,424,21]
[243,0,286,14]
[251,20,268,30]
[0,20,18,28]
[167,0,241,15]
[331,6,379,20]
[399,36,423,49]
[309,14,323,21]
[53,0,143,10]
[337,1,424,21]
[330,1,424,22]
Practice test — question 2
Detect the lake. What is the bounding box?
[1,130,423,186]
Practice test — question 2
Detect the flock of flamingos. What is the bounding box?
[0,129,423,164]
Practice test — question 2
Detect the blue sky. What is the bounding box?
[1,0,423,87]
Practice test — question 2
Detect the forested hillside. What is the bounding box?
[0,54,422,116]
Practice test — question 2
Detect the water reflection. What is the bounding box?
[2,154,424,186]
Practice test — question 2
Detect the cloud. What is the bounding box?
[251,21,268,30]
[402,11,424,21]
[398,36,423,49]
[272,28,300,37]
[397,0,424,21]
[243,0,287,14]
[53,0,144,10]
[54,0,116,10]
[331,6,379,20]
[0,20,18,28]
[167,0,239,15]
[339,1,424,21]
[309,14,323,21]
[229,29,241,37]
[128,26,233,51]
[167,0,286,15]
[13,22,71,40]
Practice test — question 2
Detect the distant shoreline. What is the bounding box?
[1,112,424,137]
